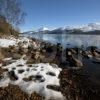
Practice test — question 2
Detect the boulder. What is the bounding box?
[73,58,83,67]
[92,51,100,58]
[68,56,83,67]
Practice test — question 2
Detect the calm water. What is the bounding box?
[30,33,100,48]
[24,33,100,82]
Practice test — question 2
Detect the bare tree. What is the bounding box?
[0,0,26,30]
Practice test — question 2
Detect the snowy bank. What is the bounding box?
[0,56,65,100]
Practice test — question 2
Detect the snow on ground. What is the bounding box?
[0,39,16,47]
[0,37,31,48]
[0,56,65,100]
[0,36,40,49]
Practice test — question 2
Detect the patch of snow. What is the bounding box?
[0,57,64,100]
[0,39,16,47]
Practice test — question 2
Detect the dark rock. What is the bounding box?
[46,71,56,76]
[12,68,16,70]
[66,55,83,67]
[35,75,42,79]
[18,69,24,74]
[92,51,100,57]
[35,75,45,82]
[0,75,4,80]
[46,85,61,92]
[8,70,18,81]
[17,64,23,67]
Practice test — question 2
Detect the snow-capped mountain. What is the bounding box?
[38,27,49,31]
[73,23,100,32]
[54,23,100,32]
[22,23,100,35]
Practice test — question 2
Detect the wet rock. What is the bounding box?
[8,70,18,81]
[70,48,77,54]
[67,56,83,67]
[92,57,100,64]
[46,71,56,76]
[92,51,100,58]
[73,58,83,67]
[81,50,92,59]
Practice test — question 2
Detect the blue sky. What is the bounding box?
[20,0,100,32]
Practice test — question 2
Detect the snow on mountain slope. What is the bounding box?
[78,23,100,32]
[38,27,49,31]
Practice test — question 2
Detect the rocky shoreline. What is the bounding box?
[0,36,100,100]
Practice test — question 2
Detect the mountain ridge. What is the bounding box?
[22,23,100,35]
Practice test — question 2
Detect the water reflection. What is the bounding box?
[31,33,100,48]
